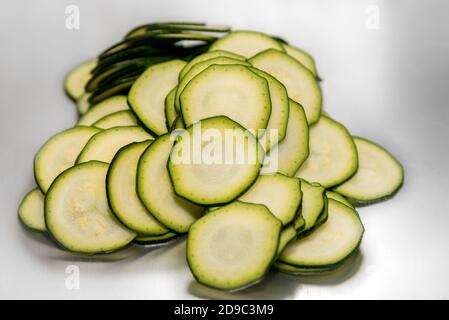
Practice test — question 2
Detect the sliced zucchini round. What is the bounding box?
[76,126,153,164]
[168,116,264,205]
[326,191,354,209]
[238,174,301,225]
[274,261,334,275]
[34,126,101,193]
[296,115,358,188]
[45,161,136,253]
[187,201,282,291]
[262,100,309,176]
[107,141,169,235]
[18,188,46,232]
[281,44,317,76]
[76,92,91,115]
[334,137,404,205]
[249,49,321,124]
[277,226,298,255]
[208,30,284,58]
[93,110,138,129]
[64,59,97,100]
[164,87,178,130]
[299,180,325,232]
[137,134,203,233]
[249,68,289,151]
[179,50,246,80]
[175,56,251,111]
[134,232,179,245]
[180,64,271,135]
[128,60,186,135]
[278,199,364,268]
[77,95,129,126]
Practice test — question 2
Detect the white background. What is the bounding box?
[0,0,448,299]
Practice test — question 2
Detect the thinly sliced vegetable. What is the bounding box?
[278,199,364,268]
[281,44,317,76]
[137,134,203,233]
[134,232,179,245]
[164,87,178,130]
[77,95,129,126]
[180,64,271,135]
[168,116,264,205]
[128,60,186,135]
[64,59,97,100]
[107,141,169,235]
[76,92,91,115]
[299,181,325,232]
[93,110,138,129]
[179,50,245,80]
[326,191,353,208]
[187,201,282,291]
[274,261,334,275]
[18,188,46,232]
[296,115,358,188]
[334,137,404,205]
[249,49,321,124]
[209,31,284,58]
[34,126,101,193]
[45,161,136,253]
[238,174,301,225]
[76,126,153,164]
[262,100,309,176]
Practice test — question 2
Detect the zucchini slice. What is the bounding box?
[187,201,282,291]
[262,100,309,176]
[34,126,101,193]
[168,116,264,205]
[76,92,91,115]
[326,191,354,209]
[208,30,284,58]
[296,115,358,188]
[278,199,364,268]
[76,126,153,164]
[128,60,187,135]
[93,110,138,129]
[45,161,136,253]
[164,87,178,130]
[18,188,46,232]
[334,137,404,205]
[179,50,245,80]
[238,174,301,225]
[277,226,300,255]
[175,57,251,111]
[281,44,317,76]
[64,59,97,100]
[274,261,335,275]
[137,134,203,233]
[299,181,326,232]
[249,68,289,151]
[249,49,322,124]
[134,232,179,245]
[77,95,129,126]
[107,141,169,235]
[180,64,271,135]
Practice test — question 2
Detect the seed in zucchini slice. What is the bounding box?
[187,201,282,291]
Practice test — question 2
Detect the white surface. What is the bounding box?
[1,0,449,299]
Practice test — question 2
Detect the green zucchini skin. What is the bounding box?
[133,232,180,245]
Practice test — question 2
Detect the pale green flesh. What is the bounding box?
[238,174,301,225]
[334,137,404,202]
[107,141,169,235]
[18,188,46,232]
[134,232,178,244]
[76,126,153,164]
[137,134,203,233]
[279,199,364,267]
[326,191,354,208]
[209,30,284,58]
[93,110,138,129]
[64,59,97,100]
[128,60,186,135]
[45,161,136,253]
[164,87,178,130]
[187,201,282,291]
[282,44,317,76]
[180,64,271,136]
[34,126,101,193]
[249,49,321,124]
[76,92,91,115]
[296,115,358,188]
[262,100,309,176]
[300,180,325,231]
[277,226,297,255]
[77,95,129,126]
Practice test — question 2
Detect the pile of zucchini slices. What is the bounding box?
[19,22,404,292]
